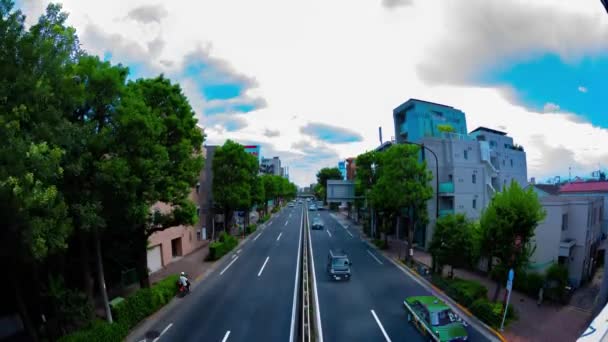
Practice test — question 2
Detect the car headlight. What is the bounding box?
[330,269,335,274]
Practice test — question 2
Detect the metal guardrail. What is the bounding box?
[302,208,312,342]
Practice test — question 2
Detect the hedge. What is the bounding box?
[432,276,487,308]
[208,232,239,260]
[514,270,545,297]
[58,275,179,342]
[470,298,517,328]
[373,239,388,250]
[246,224,257,234]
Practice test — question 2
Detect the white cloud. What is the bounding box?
[543,102,560,113]
[382,0,414,9]
[18,0,608,186]
[578,85,588,93]
[127,4,168,24]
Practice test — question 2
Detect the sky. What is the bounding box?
[15,0,608,186]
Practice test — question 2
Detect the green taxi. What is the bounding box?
[404,296,468,341]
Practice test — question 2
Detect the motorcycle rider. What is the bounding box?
[179,272,190,292]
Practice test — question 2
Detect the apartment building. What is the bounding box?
[392,99,527,248]
[560,181,608,237]
[529,195,603,287]
[146,145,215,273]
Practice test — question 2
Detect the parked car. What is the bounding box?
[309,205,317,211]
[327,249,351,280]
[312,217,324,230]
[403,296,468,342]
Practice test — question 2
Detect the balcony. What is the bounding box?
[559,239,576,257]
[439,181,454,195]
[439,209,454,217]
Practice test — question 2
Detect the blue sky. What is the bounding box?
[479,53,608,127]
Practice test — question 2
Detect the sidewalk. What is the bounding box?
[150,241,211,285]
[337,212,591,342]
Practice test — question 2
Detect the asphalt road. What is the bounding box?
[309,209,491,342]
[135,204,304,342]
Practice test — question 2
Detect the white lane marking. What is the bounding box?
[326,230,332,237]
[284,220,289,226]
[220,256,239,275]
[289,206,304,342]
[344,228,354,237]
[231,254,236,259]
[308,209,324,341]
[277,232,283,241]
[367,250,383,265]
[152,323,173,342]
[257,256,270,277]
[371,310,392,342]
[221,330,231,342]
[236,249,242,254]
[253,232,262,241]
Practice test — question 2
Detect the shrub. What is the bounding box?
[209,232,239,260]
[470,298,516,328]
[272,206,280,213]
[373,239,388,250]
[59,275,179,342]
[432,276,488,308]
[246,224,257,234]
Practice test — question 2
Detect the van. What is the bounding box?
[326,249,352,280]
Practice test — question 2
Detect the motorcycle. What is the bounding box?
[176,280,190,297]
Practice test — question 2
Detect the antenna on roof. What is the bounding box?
[379,126,383,145]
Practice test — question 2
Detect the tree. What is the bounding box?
[261,174,277,215]
[355,151,380,235]
[429,214,474,275]
[251,175,265,218]
[316,167,343,203]
[478,181,545,301]
[102,75,204,288]
[369,144,432,258]
[212,140,258,234]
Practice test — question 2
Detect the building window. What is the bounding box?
[472,174,476,184]
[464,150,468,160]
[562,214,568,231]
[502,159,506,166]
[510,159,513,167]
[490,140,497,147]
[196,228,202,241]
[472,199,477,209]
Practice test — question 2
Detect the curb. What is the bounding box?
[126,207,286,341]
[335,215,507,342]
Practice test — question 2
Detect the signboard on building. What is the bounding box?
[243,145,261,162]
[326,180,355,203]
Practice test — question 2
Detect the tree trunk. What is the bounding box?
[406,208,414,265]
[12,276,38,342]
[79,230,95,321]
[493,280,502,302]
[93,230,113,323]
[138,228,151,289]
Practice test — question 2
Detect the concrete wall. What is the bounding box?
[530,203,565,271]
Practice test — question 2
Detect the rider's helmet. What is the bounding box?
[181,271,186,276]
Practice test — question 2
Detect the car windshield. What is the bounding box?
[332,257,349,267]
[430,309,453,326]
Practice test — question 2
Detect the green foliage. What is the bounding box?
[545,263,569,301]
[246,224,257,234]
[272,205,280,213]
[513,270,545,297]
[59,275,178,342]
[208,232,239,260]
[432,276,488,308]
[478,181,546,281]
[315,167,343,202]
[429,214,474,272]
[212,140,258,222]
[470,299,517,328]
[44,275,92,329]
[437,124,455,133]
[373,239,388,250]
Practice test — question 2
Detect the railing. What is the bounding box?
[438,181,454,193]
[301,209,312,342]
[439,209,454,217]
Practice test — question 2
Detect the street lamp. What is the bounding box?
[402,141,439,219]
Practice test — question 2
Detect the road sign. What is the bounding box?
[508,268,514,282]
[506,279,513,292]
[500,268,515,331]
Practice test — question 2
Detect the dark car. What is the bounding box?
[327,249,351,280]
[311,217,324,230]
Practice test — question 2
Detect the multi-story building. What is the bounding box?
[346,157,356,180]
[392,99,528,248]
[338,160,347,180]
[147,144,215,273]
[559,181,608,236]
[261,156,282,175]
[529,194,603,287]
